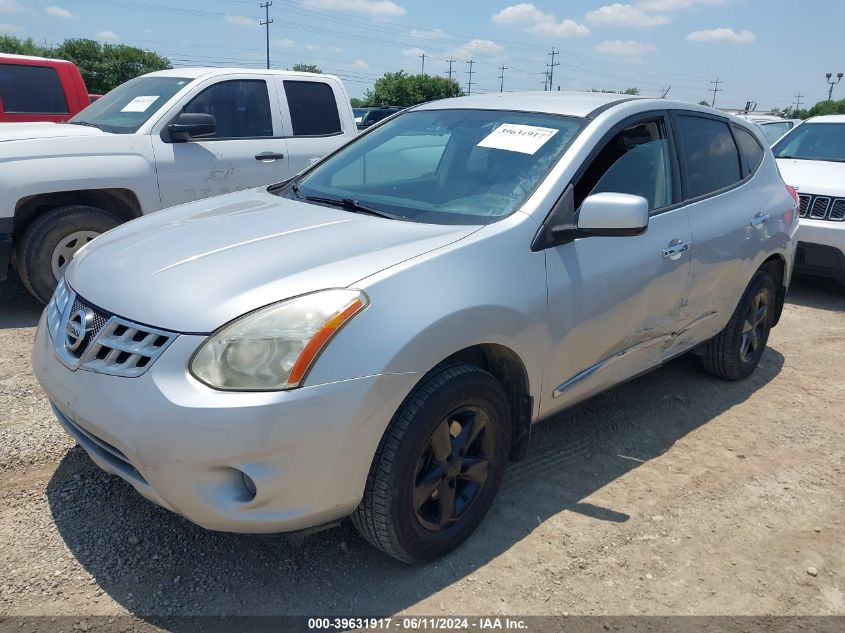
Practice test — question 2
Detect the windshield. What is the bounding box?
[760,121,791,145]
[773,122,845,162]
[68,76,191,133]
[284,109,584,225]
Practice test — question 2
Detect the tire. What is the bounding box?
[701,270,776,381]
[17,205,120,303]
[352,363,511,563]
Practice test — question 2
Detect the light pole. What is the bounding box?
[826,73,843,101]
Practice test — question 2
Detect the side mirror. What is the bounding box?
[576,192,649,237]
[167,112,216,142]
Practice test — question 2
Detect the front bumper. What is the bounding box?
[33,311,418,533]
[795,220,845,282]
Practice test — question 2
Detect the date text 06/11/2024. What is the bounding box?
[307,617,529,630]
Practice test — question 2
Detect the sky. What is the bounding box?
[1,0,844,108]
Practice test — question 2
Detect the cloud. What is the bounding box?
[595,39,657,55]
[638,0,725,10]
[96,30,119,41]
[305,43,321,51]
[0,22,22,33]
[586,4,670,27]
[686,27,755,42]
[353,59,369,68]
[329,45,343,52]
[272,37,295,47]
[409,28,448,40]
[491,3,589,38]
[451,38,505,60]
[401,46,426,57]
[302,0,406,18]
[45,5,74,18]
[225,15,255,26]
[0,0,22,13]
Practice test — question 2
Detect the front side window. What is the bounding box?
[773,123,845,163]
[69,75,190,133]
[0,64,67,114]
[677,115,742,199]
[284,109,585,225]
[574,118,673,212]
[183,79,273,139]
[283,80,342,136]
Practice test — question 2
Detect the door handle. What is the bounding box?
[255,152,285,162]
[662,240,690,259]
[749,212,770,227]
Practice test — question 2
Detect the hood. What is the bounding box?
[776,158,845,198]
[0,122,105,142]
[67,188,480,332]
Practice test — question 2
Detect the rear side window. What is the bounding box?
[733,126,765,175]
[0,64,68,114]
[677,115,742,199]
[283,80,342,136]
[183,79,273,139]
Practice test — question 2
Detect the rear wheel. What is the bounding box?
[352,363,511,563]
[17,205,120,303]
[701,270,776,381]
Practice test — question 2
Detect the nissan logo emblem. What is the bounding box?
[65,307,94,353]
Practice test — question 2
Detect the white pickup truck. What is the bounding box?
[0,68,357,302]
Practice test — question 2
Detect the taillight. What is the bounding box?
[786,184,799,206]
[785,185,799,226]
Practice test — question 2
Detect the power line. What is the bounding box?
[547,48,560,92]
[466,59,475,95]
[498,64,508,93]
[710,77,723,107]
[260,1,273,70]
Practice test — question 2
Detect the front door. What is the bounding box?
[152,77,289,208]
[541,113,693,417]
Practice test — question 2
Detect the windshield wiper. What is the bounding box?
[303,195,406,221]
[67,121,101,129]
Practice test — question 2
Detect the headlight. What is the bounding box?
[190,289,368,391]
[46,277,71,341]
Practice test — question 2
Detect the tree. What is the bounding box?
[292,63,323,73]
[363,71,463,107]
[622,87,640,95]
[0,35,170,93]
[805,98,845,118]
[350,97,365,108]
[698,100,711,107]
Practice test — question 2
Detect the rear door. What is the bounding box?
[274,77,353,174]
[541,111,693,415]
[152,76,289,207]
[671,111,769,344]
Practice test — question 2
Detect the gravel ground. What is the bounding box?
[0,270,843,624]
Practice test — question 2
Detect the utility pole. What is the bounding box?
[260,2,273,70]
[466,59,475,95]
[419,52,427,75]
[793,93,804,113]
[709,77,723,108]
[826,73,843,101]
[661,85,671,99]
[547,48,560,92]
[498,64,508,93]
[541,69,550,91]
[445,58,456,81]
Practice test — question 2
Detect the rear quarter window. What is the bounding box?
[0,63,68,114]
[677,115,743,199]
[283,80,342,136]
[733,126,765,176]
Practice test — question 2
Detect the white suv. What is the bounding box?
[774,115,845,284]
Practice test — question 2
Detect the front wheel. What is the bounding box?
[17,205,120,303]
[701,270,776,381]
[352,363,511,563]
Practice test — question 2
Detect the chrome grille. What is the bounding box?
[798,194,811,217]
[796,194,845,222]
[810,197,830,219]
[51,286,177,377]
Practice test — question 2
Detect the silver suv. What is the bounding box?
[33,93,798,562]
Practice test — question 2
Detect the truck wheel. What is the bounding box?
[352,363,511,563]
[17,205,120,303]
[701,270,776,381]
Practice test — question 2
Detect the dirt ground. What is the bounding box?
[0,270,843,623]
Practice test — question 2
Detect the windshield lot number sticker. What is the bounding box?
[478,124,558,154]
[121,96,160,113]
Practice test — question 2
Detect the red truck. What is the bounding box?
[0,54,93,123]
